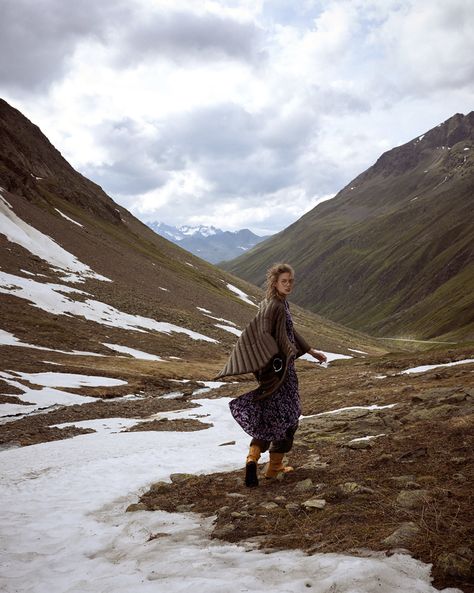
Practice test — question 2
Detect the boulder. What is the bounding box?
[338,482,374,496]
[396,489,431,509]
[176,504,194,512]
[382,522,420,547]
[170,473,194,484]
[294,478,314,493]
[125,502,147,512]
[302,498,326,510]
[259,502,279,510]
[437,547,473,579]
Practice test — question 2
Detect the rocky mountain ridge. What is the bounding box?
[147,221,269,264]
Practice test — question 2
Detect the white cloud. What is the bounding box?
[1,0,472,233]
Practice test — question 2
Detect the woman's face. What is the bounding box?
[275,272,294,296]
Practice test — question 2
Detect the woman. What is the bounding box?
[216,263,327,487]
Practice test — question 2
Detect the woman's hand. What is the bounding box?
[309,349,327,364]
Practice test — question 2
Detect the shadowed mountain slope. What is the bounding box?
[222,113,474,342]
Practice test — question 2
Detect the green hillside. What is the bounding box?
[222,113,474,341]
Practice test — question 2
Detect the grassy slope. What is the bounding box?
[223,113,474,342]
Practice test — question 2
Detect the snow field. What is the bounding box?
[0,395,462,593]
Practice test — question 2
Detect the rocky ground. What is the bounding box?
[1,345,473,591]
[133,346,473,593]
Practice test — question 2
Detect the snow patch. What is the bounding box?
[303,404,397,418]
[54,208,83,227]
[214,324,242,336]
[0,372,99,418]
[103,343,165,361]
[348,433,386,443]
[400,359,474,375]
[197,307,237,326]
[0,328,101,357]
[0,272,219,343]
[11,371,127,388]
[0,196,110,283]
[51,417,140,434]
[226,283,258,307]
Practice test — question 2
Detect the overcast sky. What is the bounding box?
[1,0,473,235]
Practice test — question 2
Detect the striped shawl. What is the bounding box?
[215,297,311,398]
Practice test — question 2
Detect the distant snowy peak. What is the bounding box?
[179,225,220,238]
[147,222,221,241]
[147,222,185,241]
[146,221,270,264]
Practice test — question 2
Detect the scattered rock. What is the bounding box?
[397,447,427,462]
[382,522,420,547]
[300,454,324,470]
[345,439,373,450]
[226,492,246,499]
[260,502,279,510]
[176,504,194,512]
[445,391,471,403]
[149,481,170,493]
[213,524,236,538]
[302,498,326,510]
[396,489,431,509]
[274,496,286,502]
[294,478,314,493]
[389,476,420,489]
[437,547,473,579]
[126,502,147,512]
[407,405,461,422]
[170,473,194,484]
[452,473,467,483]
[389,475,416,486]
[378,453,393,462]
[0,441,21,451]
[231,511,250,518]
[338,482,374,496]
[285,503,300,511]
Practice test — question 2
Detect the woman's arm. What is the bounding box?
[307,348,327,363]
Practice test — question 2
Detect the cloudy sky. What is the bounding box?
[1,0,473,235]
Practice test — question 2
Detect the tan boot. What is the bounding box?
[245,445,261,487]
[246,445,261,464]
[265,452,294,479]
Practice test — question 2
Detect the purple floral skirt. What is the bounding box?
[229,358,301,442]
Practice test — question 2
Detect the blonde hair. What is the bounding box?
[265,263,295,300]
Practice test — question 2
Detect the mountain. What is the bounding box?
[222,112,474,342]
[146,221,269,264]
[0,97,385,401]
[2,100,473,593]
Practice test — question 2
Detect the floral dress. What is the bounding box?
[229,299,301,441]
